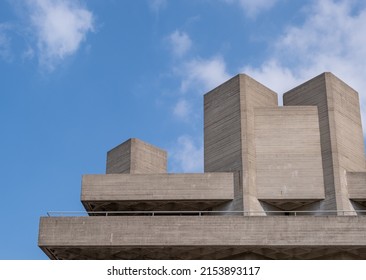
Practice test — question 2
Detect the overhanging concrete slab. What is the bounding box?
[348,172,366,199]
[39,216,366,259]
[81,173,234,211]
[347,172,366,207]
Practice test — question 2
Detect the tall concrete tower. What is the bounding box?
[204,74,325,213]
[283,73,366,213]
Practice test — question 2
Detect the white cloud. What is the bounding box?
[26,0,94,70]
[164,31,229,122]
[225,0,279,18]
[149,0,167,13]
[241,0,366,127]
[241,60,301,99]
[173,99,191,120]
[170,135,203,172]
[180,56,231,93]
[168,30,192,57]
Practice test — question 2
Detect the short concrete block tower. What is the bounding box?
[106,138,167,174]
[39,72,366,260]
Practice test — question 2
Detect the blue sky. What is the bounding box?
[1,0,366,259]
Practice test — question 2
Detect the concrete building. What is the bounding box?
[38,72,366,259]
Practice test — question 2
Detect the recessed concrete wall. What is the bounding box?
[255,107,324,201]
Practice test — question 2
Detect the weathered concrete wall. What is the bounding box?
[255,107,324,201]
[283,73,366,213]
[82,173,234,201]
[106,138,167,174]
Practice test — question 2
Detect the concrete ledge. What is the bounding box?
[39,216,366,247]
[347,172,366,208]
[81,173,234,211]
[38,216,366,259]
[348,172,366,200]
[82,173,234,201]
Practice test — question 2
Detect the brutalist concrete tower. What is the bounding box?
[39,73,366,259]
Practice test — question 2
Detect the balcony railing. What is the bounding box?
[46,210,366,217]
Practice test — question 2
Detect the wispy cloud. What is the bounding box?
[224,0,279,18]
[242,59,300,95]
[241,0,366,127]
[170,135,203,172]
[169,0,366,172]
[148,0,167,14]
[173,99,191,120]
[22,46,35,61]
[26,0,94,70]
[0,24,13,61]
[180,56,231,93]
[166,29,230,122]
[168,30,192,57]
[169,56,229,170]
[166,29,231,169]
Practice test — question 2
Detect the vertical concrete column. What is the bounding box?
[204,74,278,214]
[240,75,279,214]
[204,76,243,212]
[283,73,366,214]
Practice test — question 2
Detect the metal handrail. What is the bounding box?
[46,210,366,217]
